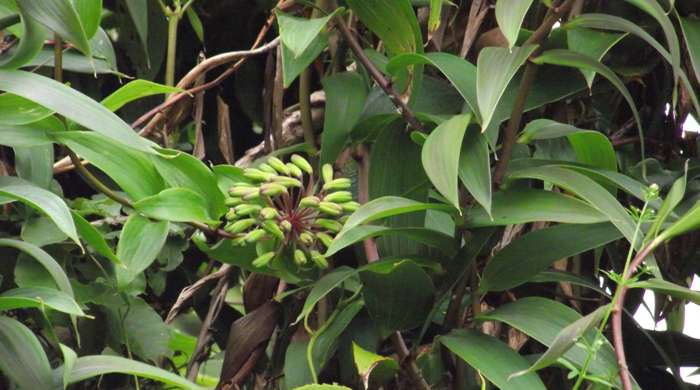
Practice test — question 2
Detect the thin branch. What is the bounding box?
[334,17,425,133]
[165,265,232,324]
[459,0,489,58]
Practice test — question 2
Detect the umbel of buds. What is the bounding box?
[224,154,358,270]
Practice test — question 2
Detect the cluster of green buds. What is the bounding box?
[224,154,358,270]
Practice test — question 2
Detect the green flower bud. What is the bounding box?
[324,191,352,203]
[316,232,334,248]
[232,236,248,246]
[323,178,352,191]
[319,201,343,216]
[225,209,239,221]
[268,156,290,175]
[299,195,320,208]
[260,207,279,220]
[225,197,244,207]
[242,188,261,200]
[235,204,261,216]
[280,220,293,232]
[294,249,308,265]
[231,182,254,188]
[291,154,313,174]
[272,176,302,188]
[299,231,315,245]
[229,186,257,197]
[286,162,303,178]
[252,251,276,267]
[259,163,277,174]
[260,183,288,196]
[244,168,275,182]
[314,218,343,233]
[225,218,257,233]
[310,250,329,269]
[322,163,334,183]
[341,201,360,212]
[262,220,285,240]
[245,229,267,243]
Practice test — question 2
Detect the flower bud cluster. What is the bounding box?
[224,154,358,270]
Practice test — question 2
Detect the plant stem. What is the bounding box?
[53,34,63,83]
[165,11,180,87]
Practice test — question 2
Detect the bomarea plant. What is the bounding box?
[3,0,700,389]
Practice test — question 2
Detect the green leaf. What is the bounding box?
[0,287,85,315]
[134,188,218,225]
[477,45,537,131]
[630,279,700,305]
[465,188,609,227]
[0,122,58,148]
[59,344,77,390]
[459,125,492,215]
[66,355,203,389]
[327,225,456,257]
[116,214,169,289]
[101,79,182,112]
[478,297,623,385]
[14,144,54,189]
[18,0,92,57]
[566,26,625,88]
[342,196,454,233]
[212,164,248,194]
[440,329,546,390]
[124,0,148,58]
[55,131,165,201]
[495,0,534,49]
[74,0,102,39]
[152,149,227,219]
[295,267,356,325]
[72,211,121,265]
[386,52,479,120]
[648,164,687,239]
[0,238,74,297]
[346,0,422,56]
[104,296,172,361]
[352,342,399,389]
[421,114,472,210]
[361,260,434,337]
[309,300,364,379]
[0,316,53,389]
[185,6,204,43]
[281,32,328,88]
[480,223,622,292]
[0,176,80,245]
[0,93,53,125]
[320,72,368,166]
[680,16,700,84]
[275,9,338,58]
[0,3,47,69]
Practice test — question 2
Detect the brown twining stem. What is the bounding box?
[611,243,657,390]
[334,16,425,133]
[492,0,577,186]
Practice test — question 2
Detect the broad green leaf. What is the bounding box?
[386,52,479,120]
[116,214,169,289]
[309,300,364,379]
[104,296,172,361]
[648,164,687,239]
[480,223,622,292]
[495,0,534,49]
[515,305,608,376]
[295,266,356,324]
[66,355,204,389]
[361,260,434,337]
[342,196,453,233]
[14,144,54,189]
[21,215,67,246]
[531,270,608,296]
[680,17,700,83]
[566,27,625,87]
[0,176,80,245]
[346,0,422,56]
[421,114,471,210]
[18,0,92,57]
[55,131,165,201]
[124,0,148,57]
[133,188,218,225]
[212,164,248,194]
[1,123,56,149]
[459,126,492,214]
[72,211,121,265]
[281,32,328,88]
[101,80,182,112]
[294,385,352,390]
[327,225,456,257]
[0,70,155,152]
[275,9,339,58]
[0,316,53,389]
[441,329,546,390]
[153,149,227,219]
[630,279,700,305]
[352,342,399,389]
[0,238,74,297]
[478,297,623,386]
[74,0,102,39]
[465,188,609,227]
[59,344,77,389]
[0,93,53,125]
[285,340,314,389]
[477,45,537,131]
[0,3,47,69]
[320,72,368,166]
[0,287,85,315]
[24,47,118,75]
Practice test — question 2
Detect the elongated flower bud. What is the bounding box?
[268,156,290,175]
[252,251,276,267]
[232,236,248,246]
[299,231,314,245]
[259,163,277,174]
[341,201,360,212]
[235,204,261,216]
[260,207,279,220]
[280,220,293,232]
[314,218,343,233]
[272,176,302,188]
[323,178,351,191]
[316,232,334,248]
[225,218,257,233]
[324,191,352,203]
[225,197,244,207]
[229,186,256,197]
[244,168,274,182]
[299,196,320,208]
[322,164,334,183]
[242,188,261,200]
[319,201,343,216]
[260,183,288,196]
[225,209,239,221]
[262,220,285,240]
[245,229,267,243]
[294,249,307,265]
[310,250,329,269]
[286,162,303,178]
[291,154,313,174]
